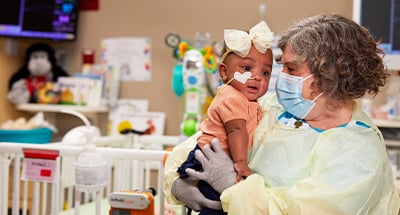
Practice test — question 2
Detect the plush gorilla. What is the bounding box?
[8,43,69,104]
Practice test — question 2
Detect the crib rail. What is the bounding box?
[0,134,183,215]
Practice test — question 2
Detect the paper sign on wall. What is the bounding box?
[101,37,152,82]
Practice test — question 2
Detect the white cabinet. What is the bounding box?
[373,119,400,129]
[373,118,400,148]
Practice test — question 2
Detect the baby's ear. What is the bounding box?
[219,63,228,82]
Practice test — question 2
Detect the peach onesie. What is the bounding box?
[197,85,262,156]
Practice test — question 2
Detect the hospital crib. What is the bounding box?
[0,134,186,215]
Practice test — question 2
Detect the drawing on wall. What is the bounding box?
[101,37,152,82]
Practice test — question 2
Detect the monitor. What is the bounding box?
[0,0,80,41]
[353,0,400,69]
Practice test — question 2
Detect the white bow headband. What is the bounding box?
[221,21,274,62]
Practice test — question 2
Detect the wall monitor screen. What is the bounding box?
[0,0,80,41]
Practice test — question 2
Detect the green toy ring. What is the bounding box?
[203,54,217,74]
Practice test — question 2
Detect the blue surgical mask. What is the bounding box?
[276,72,323,119]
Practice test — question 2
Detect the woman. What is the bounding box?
[164,14,400,214]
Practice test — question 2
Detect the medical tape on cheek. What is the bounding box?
[233,71,252,84]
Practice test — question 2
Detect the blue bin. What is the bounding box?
[0,128,53,144]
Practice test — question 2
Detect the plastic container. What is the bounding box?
[74,144,108,192]
[0,127,53,144]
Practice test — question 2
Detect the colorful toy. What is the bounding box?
[203,45,218,74]
[171,64,184,97]
[181,49,205,136]
[8,42,69,104]
[36,81,61,104]
[165,33,222,137]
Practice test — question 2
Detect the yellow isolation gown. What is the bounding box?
[164,94,400,215]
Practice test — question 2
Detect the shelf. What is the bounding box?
[16,104,109,138]
[372,118,400,128]
[371,118,400,148]
[17,103,108,114]
[385,139,400,148]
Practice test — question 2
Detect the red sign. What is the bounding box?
[80,0,99,11]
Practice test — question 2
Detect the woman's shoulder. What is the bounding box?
[258,93,283,112]
[309,102,384,155]
[321,112,385,152]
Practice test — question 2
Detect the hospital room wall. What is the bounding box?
[0,0,353,136]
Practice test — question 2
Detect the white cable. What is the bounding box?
[60,109,91,126]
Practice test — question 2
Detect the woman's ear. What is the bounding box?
[219,63,228,83]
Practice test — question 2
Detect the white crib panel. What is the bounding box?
[32,181,39,215]
[1,134,182,215]
[22,181,28,215]
[0,154,11,215]
[12,154,21,215]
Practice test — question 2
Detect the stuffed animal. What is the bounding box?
[7,42,69,104]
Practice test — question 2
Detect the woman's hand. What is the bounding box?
[185,138,237,193]
[172,177,222,211]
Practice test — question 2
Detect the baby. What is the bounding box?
[177,20,274,214]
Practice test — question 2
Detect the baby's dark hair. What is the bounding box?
[277,14,388,103]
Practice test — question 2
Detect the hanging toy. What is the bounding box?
[178,41,190,60]
[211,40,225,58]
[165,33,185,98]
[171,63,184,97]
[180,49,206,136]
[165,33,181,49]
[165,33,182,61]
[203,46,218,74]
[164,32,222,138]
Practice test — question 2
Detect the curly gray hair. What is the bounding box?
[277,14,388,104]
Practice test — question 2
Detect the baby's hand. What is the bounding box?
[234,160,253,182]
